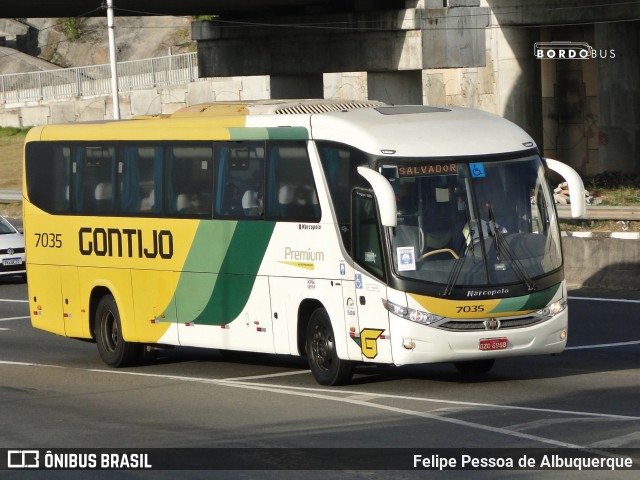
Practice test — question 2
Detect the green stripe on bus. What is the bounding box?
[172,221,276,326]
[266,127,309,140]
[228,127,309,141]
[196,221,276,325]
[489,284,560,314]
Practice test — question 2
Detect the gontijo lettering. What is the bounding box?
[79,227,173,259]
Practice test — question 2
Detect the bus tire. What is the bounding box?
[453,359,495,375]
[306,308,353,386]
[95,294,141,368]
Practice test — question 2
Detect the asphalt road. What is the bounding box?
[0,276,639,479]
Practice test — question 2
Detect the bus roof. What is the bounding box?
[306,105,537,158]
[27,100,536,158]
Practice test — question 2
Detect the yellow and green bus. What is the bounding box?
[23,100,586,385]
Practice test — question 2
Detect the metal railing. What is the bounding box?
[0,52,199,104]
[556,205,640,221]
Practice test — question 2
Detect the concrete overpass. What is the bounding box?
[1,1,638,175]
[0,0,357,18]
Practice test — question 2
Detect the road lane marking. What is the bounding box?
[589,431,640,448]
[568,296,640,304]
[221,370,310,381]
[566,340,640,350]
[2,360,639,450]
[0,299,29,303]
[1,359,639,421]
[0,316,30,322]
[0,360,584,448]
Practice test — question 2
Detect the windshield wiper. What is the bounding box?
[486,202,536,291]
[442,226,475,296]
[442,199,477,296]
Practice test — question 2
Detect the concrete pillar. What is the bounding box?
[596,21,640,174]
[496,26,543,148]
[539,25,598,175]
[270,75,323,99]
[367,71,423,105]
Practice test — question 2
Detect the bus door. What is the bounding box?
[348,190,393,364]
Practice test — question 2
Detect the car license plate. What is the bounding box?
[2,257,22,266]
[479,337,508,351]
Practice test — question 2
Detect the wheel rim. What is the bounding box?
[101,311,118,353]
[311,323,334,372]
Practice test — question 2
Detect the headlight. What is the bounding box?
[536,297,567,317]
[382,299,443,325]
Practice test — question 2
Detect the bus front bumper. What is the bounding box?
[388,309,569,366]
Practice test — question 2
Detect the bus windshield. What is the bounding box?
[384,154,561,291]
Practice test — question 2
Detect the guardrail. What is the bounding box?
[556,205,640,221]
[0,190,21,201]
[0,52,199,104]
[1,189,638,221]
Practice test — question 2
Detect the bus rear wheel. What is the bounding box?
[95,294,141,367]
[453,359,495,375]
[306,308,353,386]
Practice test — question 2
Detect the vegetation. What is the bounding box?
[0,126,31,138]
[60,18,84,41]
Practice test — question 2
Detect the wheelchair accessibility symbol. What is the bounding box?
[470,163,486,178]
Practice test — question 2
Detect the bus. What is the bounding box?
[23,99,586,386]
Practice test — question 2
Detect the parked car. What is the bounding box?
[0,215,26,281]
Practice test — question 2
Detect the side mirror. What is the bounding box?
[357,166,397,227]
[545,158,586,218]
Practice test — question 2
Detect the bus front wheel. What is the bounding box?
[306,308,353,386]
[95,294,141,367]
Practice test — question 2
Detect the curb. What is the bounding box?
[562,231,640,239]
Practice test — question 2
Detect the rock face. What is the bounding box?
[1,16,194,74]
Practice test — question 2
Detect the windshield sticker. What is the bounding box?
[397,246,416,271]
[470,163,486,178]
[364,250,377,263]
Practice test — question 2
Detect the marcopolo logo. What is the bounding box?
[534,41,615,60]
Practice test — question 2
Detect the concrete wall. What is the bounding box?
[0,76,271,126]
[596,22,640,175]
[562,233,640,290]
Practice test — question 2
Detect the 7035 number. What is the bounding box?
[35,233,62,248]
[456,305,485,313]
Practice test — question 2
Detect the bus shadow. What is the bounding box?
[0,274,27,285]
[349,347,640,385]
[142,344,639,387]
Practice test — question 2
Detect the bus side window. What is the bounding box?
[120,146,163,214]
[215,142,265,219]
[266,141,319,222]
[24,143,71,213]
[317,141,369,249]
[75,145,115,214]
[167,144,214,217]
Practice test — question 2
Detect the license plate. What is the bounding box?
[479,337,508,351]
[2,257,22,266]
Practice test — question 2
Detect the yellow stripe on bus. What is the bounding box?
[408,293,535,319]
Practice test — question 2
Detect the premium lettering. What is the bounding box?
[284,247,324,262]
[79,227,173,259]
